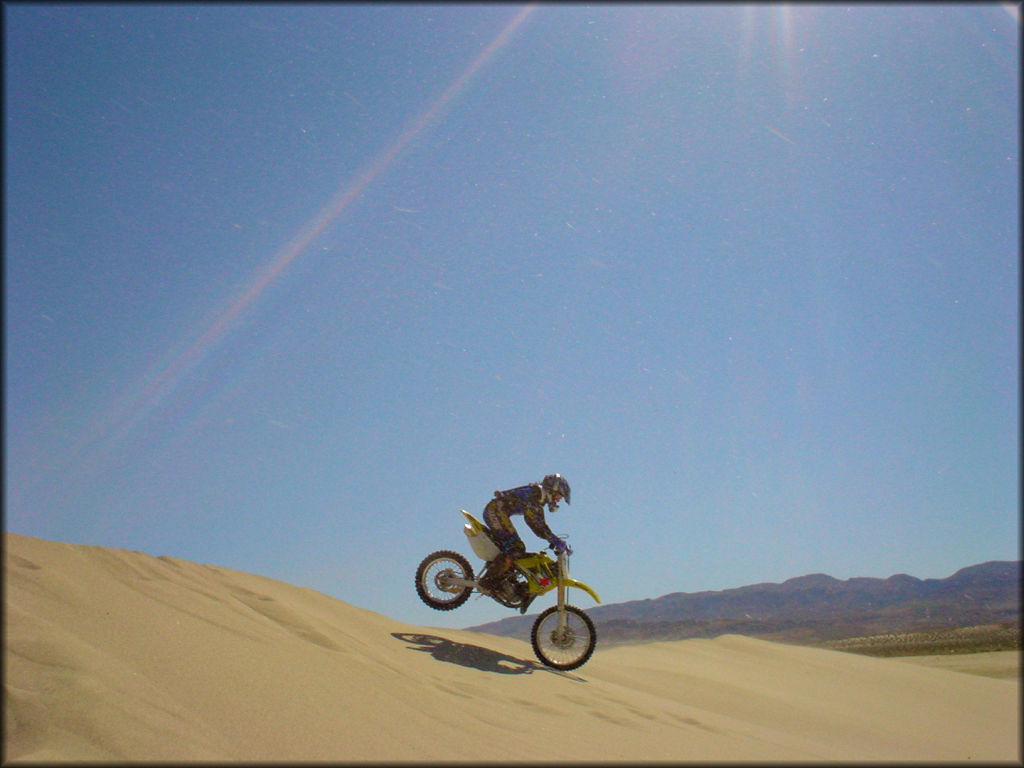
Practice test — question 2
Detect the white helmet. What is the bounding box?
[541,474,571,505]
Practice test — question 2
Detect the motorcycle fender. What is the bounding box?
[460,509,486,531]
[561,577,601,604]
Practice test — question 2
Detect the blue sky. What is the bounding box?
[5,4,1019,629]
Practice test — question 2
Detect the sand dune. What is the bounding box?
[4,532,1019,762]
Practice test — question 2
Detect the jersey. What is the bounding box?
[489,484,557,544]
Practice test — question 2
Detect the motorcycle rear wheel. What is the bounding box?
[415,550,474,611]
[530,604,597,670]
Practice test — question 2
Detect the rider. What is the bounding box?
[478,474,571,595]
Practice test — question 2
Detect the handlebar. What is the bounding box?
[545,544,573,557]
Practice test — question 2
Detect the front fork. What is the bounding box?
[555,550,569,630]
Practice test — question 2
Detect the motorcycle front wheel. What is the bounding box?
[530,604,597,670]
[415,550,475,611]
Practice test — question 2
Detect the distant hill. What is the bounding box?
[467,561,1020,651]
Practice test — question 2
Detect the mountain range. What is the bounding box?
[467,561,1020,650]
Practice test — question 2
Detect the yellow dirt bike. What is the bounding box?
[415,510,601,671]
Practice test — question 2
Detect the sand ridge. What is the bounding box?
[4,532,1019,762]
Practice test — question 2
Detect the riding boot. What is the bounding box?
[477,560,505,593]
[518,592,536,614]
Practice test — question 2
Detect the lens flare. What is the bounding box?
[69,5,539,472]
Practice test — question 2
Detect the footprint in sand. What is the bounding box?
[9,555,42,570]
[669,713,718,733]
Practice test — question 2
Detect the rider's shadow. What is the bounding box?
[392,633,585,681]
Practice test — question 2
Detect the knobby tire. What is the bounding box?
[415,550,474,611]
[530,604,597,670]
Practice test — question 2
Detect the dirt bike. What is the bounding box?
[414,510,600,671]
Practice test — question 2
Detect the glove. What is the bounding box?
[549,537,568,554]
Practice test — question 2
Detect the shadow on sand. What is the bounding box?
[391,633,586,682]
